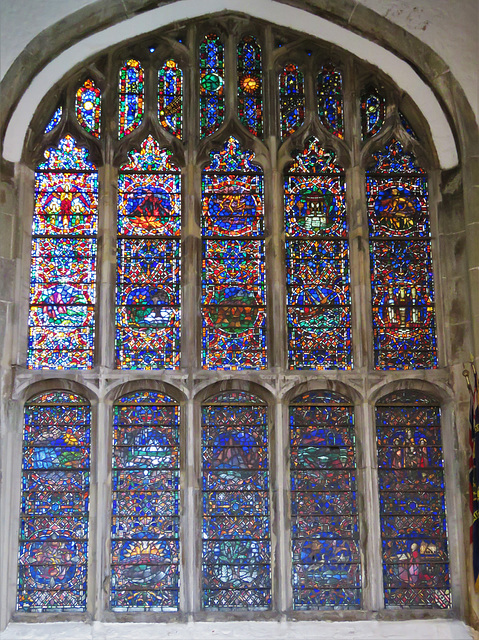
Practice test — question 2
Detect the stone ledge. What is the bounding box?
[0,620,474,640]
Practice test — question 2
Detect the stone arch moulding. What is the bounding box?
[1,0,459,169]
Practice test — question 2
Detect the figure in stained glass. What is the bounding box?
[28,136,97,369]
[368,140,437,369]
[290,391,360,609]
[202,392,270,609]
[117,136,181,369]
[202,137,266,369]
[376,391,451,608]
[111,391,180,611]
[285,137,351,369]
[17,392,91,612]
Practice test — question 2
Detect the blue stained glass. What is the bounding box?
[202,137,266,369]
[376,391,451,609]
[17,393,90,612]
[202,392,271,609]
[290,391,360,609]
[117,136,181,370]
[368,140,437,370]
[111,391,180,611]
[45,107,62,133]
[285,138,351,369]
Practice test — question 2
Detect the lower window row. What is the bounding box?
[17,387,451,612]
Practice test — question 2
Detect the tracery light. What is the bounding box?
[17,392,91,611]
[75,79,101,138]
[158,59,183,138]
[237,35,263,137]
[199,33,224,138]
[361,86,386,139]
[279,63,305,138]
[118,59,145,138]
[317,63,344,139]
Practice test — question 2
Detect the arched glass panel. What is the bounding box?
[202,136,266,369]
[317,63,344,138]
[116,136,181,369]
[279,64,305,138]
[75,79,101,138]
[17,391,91,611]
[28,135,97,369]
[399,112,418,140]
[158,59,183,138]
[44,106,62,133]
[285,137,351,369]
[376,390,450,608]
[199,33,225,138]
[118,59,145,138]
[290,391,360,609]
[202,391,270,609]
[360,86,385,139]
[111,391,180,611]
[367,139,437,369]
[237,35,263,137]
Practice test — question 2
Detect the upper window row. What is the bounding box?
[44,33,405,143]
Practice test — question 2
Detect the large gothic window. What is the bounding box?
[13,16,457,623]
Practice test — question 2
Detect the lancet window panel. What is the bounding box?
[28,136,98,370]
[118,59,145,138]
[116,136,181,370]
[376,390,451,609]
[237,35,263,137]
[199,33,225,138]
[201,136,266,370]
[202,391,271,610]
[17,392,91,612]
[285,137,351,370]
[158,59,183,138]
[110,391,180,611]
[367,139,437,370]
[290,391,360,609]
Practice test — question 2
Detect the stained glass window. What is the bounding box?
[376,391,451,609]
[202,136,266,369]
[116,136,181,369]
[237,36,263,137]
[317,64,344,138]
[28,135,97,369]
[202,391,270,609]
[75,79,101,138]
[279,64,305,138]
[45,106,62,133]
[158,59,182,138]
[361,86,385,139]
[17,392,91,611]
[118,59,145,138]
[290,391,360,609]
[199,34,224,138]
[399,111,418,140]
[111,391,180,611]
[285,137,351,369]
[368,139,437,369]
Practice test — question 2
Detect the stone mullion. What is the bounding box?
[356,397,383,611]
[89,398,112,619]
[95,163,117,369]
[182,24,201,614]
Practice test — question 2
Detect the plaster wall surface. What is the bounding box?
[0,0,477,121]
